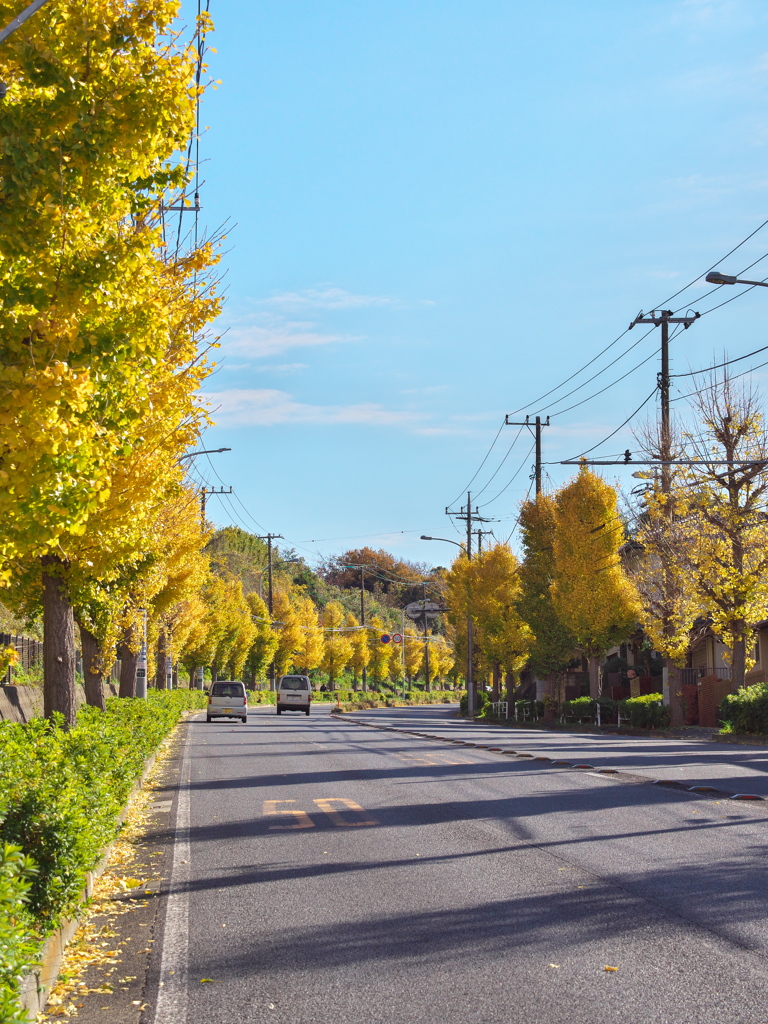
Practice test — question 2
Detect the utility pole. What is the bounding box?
[445,493,493,716]
[200,486,232,528]
[629,308,699,721]
[629,310,699,494]
[505,415,550,495]
[474,529,493,554]
[421,581,431,692]
[360,566,368,692]
[257,534,284,690]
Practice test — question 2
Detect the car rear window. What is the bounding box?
[211,683,245,697]
[280,678,309,690]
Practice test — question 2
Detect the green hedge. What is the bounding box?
[338,690,460,712]
[718,682,768,734]
[620,692,669,729]
[0,688,206,1022]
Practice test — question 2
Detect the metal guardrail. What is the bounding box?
[490,701,509,719]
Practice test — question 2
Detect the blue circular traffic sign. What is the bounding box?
[380,634,391,644]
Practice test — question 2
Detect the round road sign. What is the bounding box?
[392,633,403,644]
[380,634,391,644]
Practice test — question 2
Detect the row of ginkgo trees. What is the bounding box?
[0,3,257,723]
[266,591,455,689]
[443,470,639,705]
[443,371,768,725]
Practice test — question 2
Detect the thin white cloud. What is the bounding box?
[223,321,357,359]
[250,362,308,374]
[206,389,428,429]
[260,287,394,310]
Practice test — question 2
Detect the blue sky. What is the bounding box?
[188,0,768,567]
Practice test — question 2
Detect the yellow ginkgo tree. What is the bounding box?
[320,601,353,687]
[0,1,220,721]
[552,466,641,698]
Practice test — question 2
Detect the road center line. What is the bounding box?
[152,724,192,1024]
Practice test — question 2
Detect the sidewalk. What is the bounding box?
[343,705,768,801]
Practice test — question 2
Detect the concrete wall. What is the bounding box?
[0,682,120,724]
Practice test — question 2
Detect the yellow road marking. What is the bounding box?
[263,799,314,829]
[313,797,379,827]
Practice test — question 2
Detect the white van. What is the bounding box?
[207,681,248,723]
[277,675,312,715]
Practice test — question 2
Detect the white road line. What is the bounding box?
[152,725,192,1024]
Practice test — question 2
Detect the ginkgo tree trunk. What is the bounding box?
[552,467,641,699]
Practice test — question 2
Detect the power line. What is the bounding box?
[554,388,657,464]
[671,355,768,403]
[471,424,526,501]
[448,418,507,507]
[532,326,656,416]
[477,440,536,508]
[661,216,768,307]
[506,218,768,421]
[671,341,768,379]
[504,327,633,419]
[547,348,658,418]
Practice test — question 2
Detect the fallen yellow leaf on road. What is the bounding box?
[604,966,619,972]
[200,978,216,983]
[549,964,560,968]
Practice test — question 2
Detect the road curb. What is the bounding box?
[333,712,768,807]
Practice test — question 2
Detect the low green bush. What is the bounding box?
[619,692,669,729]
[561,696,597,721]
[718,682,768,735]
[0,688,205,1022]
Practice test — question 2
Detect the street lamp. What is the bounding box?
[178,447,231,462]
[420,535,475,716]
[706,271,768,288]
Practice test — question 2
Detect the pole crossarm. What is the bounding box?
[629,310,701,329]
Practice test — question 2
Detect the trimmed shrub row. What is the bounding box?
[718,682,768,734]
[0,689,206,1023]
[337,691,460,712]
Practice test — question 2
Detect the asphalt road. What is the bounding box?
[137,704,768,1024]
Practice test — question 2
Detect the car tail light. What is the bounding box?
[208,696,212,704]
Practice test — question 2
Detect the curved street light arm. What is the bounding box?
[420,535,467,554]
